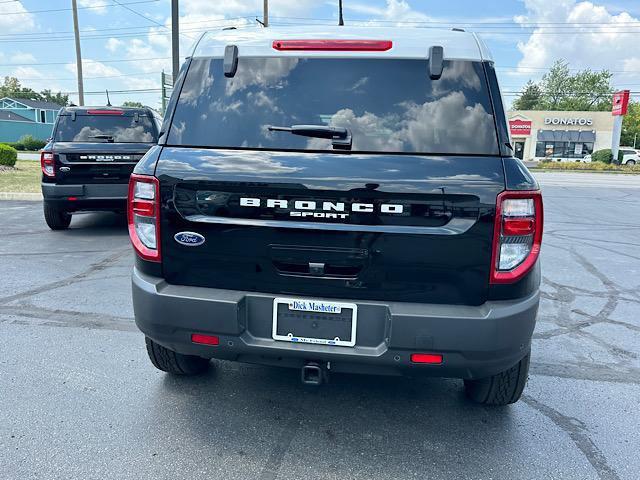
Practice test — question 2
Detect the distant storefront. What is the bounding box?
[507,110,615,161]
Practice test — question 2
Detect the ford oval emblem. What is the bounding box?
[174,231,205,247]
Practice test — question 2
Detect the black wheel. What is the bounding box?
[464,353,530,406]
[145,337,210,375]
[43,202,71,230]
[626,159,636,166]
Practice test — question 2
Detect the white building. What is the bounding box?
[507,110,615,161]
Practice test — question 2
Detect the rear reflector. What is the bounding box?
[272,39,392,51]
[191,334,219,346]
[410,353,443,364]
[67,197,78,201]
[86,109,124,115]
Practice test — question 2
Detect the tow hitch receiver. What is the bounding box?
[301,362,326,386]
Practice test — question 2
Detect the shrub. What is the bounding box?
[17,135,47,151]
[0,144,18,167]
[536,160,640,172]
[591,149,612,163]
[591,149,625,164]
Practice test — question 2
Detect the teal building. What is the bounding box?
[0,97,63,142]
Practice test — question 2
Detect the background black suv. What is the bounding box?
[41,106,160,230]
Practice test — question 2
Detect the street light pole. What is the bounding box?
[71,0,84,106]
[171,0,179,85]
[338,0,344,26]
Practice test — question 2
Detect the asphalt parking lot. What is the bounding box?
[1,172,639,480]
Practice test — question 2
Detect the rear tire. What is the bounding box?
[43,202,71,230]
[464,353,530,406]
[145,337,210,375]
[626,159,636,166]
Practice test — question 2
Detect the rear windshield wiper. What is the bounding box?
[89,134,115,143]
[268,124,352,150]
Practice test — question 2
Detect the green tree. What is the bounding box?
[621,102,640,147]
[0,77,68,106]
[41,89,69,107]
[512,60,614,112]
[512,80,543,110]
[0,76,41,100]
[122,101,144,108]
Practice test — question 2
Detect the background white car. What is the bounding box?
[619,148,639,165]
[582,148,639,164]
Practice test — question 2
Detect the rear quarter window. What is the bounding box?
[167,57,500,155]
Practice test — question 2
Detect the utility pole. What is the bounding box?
[71,0,84,106]
[171,0,179,84]
[338,0,344,26]
[263,0,269,27]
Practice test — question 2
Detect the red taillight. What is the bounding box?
[86,109,124,115]
[191,334,219,346]
[128,174,161,262]
[41,152,55,177]
[272,39,393,51]
[411,353,443,364]
[490,190,543,284]
[503,218,535,236]
[132,200,154,216]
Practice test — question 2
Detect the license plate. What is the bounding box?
[272,297,357,347]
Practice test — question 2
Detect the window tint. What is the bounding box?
[55,114,158,143]
[168,57,499,155]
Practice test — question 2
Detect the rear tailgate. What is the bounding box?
[53,142,151,184]
[156,148,504,306]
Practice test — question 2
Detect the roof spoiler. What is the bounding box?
[429,45,444,80]
[224,45,239,77]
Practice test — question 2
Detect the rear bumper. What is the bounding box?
[132,268,539,380]
[42,183,127,210]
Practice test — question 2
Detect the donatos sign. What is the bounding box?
[509,119,532,136]
[544,117,593,126]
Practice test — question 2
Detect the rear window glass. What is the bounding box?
[55,114,158,143]
[168,57,499,155]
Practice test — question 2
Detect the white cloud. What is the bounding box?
[78,0,108,15]
[9,52,36,64]
[0,1,35,33]
[180,0,318,18]
[347,0,431,23]
[65,59,122,78]
[106,38,124,53]
[515,0,640,87]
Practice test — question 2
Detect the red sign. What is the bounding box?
[509,119,532,136]
[612,90,630,116]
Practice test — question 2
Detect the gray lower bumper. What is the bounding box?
[42,182,128,200]
[132,268,539,379]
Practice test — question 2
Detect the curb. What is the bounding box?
[0,192,43,201]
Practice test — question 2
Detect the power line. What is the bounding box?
[111,0,193,40]
[0,0,161,16]
[0,16,254,38]
[0,56,170,67]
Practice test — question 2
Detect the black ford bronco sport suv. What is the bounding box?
[130,27,543,405]
[41,106,160,230]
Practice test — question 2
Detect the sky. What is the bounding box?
[1,0,640,109]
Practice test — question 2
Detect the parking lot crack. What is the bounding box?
[0,247,131,306]
[522,395,621,480]
[0,304,136,332]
